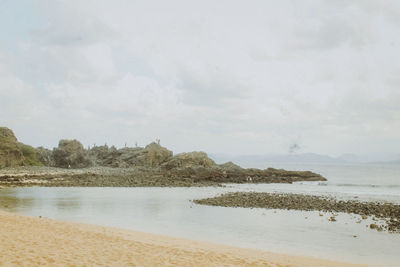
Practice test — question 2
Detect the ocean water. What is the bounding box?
[0,163,399,266]
[229,162,400,204]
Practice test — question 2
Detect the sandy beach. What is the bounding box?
[0,210,370,267]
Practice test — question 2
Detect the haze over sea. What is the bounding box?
[1,162,399,267]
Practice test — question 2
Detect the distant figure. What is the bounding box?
[246,176,252,182]
[156,138,160,145]
[68,164,71,169]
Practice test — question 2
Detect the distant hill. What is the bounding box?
[209,152,400,167]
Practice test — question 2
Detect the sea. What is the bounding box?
[1,163,399,266]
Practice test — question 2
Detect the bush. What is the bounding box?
[17,143,43,166]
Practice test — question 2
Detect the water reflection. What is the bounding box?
[0,189,35,212]
[56,198,82,211]
[0,187,400,267]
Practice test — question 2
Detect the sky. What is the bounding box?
[0,0,399,157]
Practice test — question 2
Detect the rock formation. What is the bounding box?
[163,151,216,169]
[218,161,242,170]
[0,126,327,186]
[36,147,54,166]
[87,142,172,168]
[17,143,43,166]
[0,127,25,168]
[52,139,91,168]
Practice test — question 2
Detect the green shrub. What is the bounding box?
[17,143,43,166]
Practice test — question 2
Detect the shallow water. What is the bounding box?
[1,163,400,266]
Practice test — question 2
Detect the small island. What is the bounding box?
[0,126,326,187]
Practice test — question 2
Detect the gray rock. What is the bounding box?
[163,151,216,169]
[53,139,92,168]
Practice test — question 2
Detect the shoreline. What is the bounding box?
[0,210,371,266]
[194,192,400,233]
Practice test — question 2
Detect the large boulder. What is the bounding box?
[87,142,172,168]
[136,142,173,167]
[163,151,216,169]
[53,139,92,168]
[0,127,25,168]
[89,146,144,168]
[88,145,117,167]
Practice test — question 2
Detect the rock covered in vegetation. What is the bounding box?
[36,147,54,166]
[87,142,172,168]
[136,142,173,167]
[218,161,242,170]
[52,140,92,168]
[88,145,134,168]
[163,151,216,169]
[17,143,43,166]
[0,127,25,168]
[0,126,326,186]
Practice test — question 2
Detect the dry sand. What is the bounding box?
[0,210,371,267]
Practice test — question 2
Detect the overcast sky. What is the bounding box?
[0,0,399,157]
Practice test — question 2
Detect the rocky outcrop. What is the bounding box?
[218,161,242,170]
[0,127,25,168]
[164,165,324,184]
[138,142,173,167]
[88,145,126,167]
[0,127,327,186]
[17,143,43,166]
[53,140,92,168]
[194,192,400,233]
[87,142,172,168]
[163,151,216,170]
[36,147,54,166]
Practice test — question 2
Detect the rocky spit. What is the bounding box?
[0,126,326,188]
[194,192,400,233]
[0,165,325,188]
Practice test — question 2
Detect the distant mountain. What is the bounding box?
[209,153,345,167]
[209,152,400,168]
[337,153,400,164]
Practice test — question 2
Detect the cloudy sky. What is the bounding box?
[1,0,399,157]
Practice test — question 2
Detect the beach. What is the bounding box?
[0,210,369,267]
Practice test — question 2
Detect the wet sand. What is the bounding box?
[0,210,370,266]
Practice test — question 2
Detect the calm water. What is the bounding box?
[1,163,400,266]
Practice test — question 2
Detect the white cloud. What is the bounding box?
[0,0,399,156]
